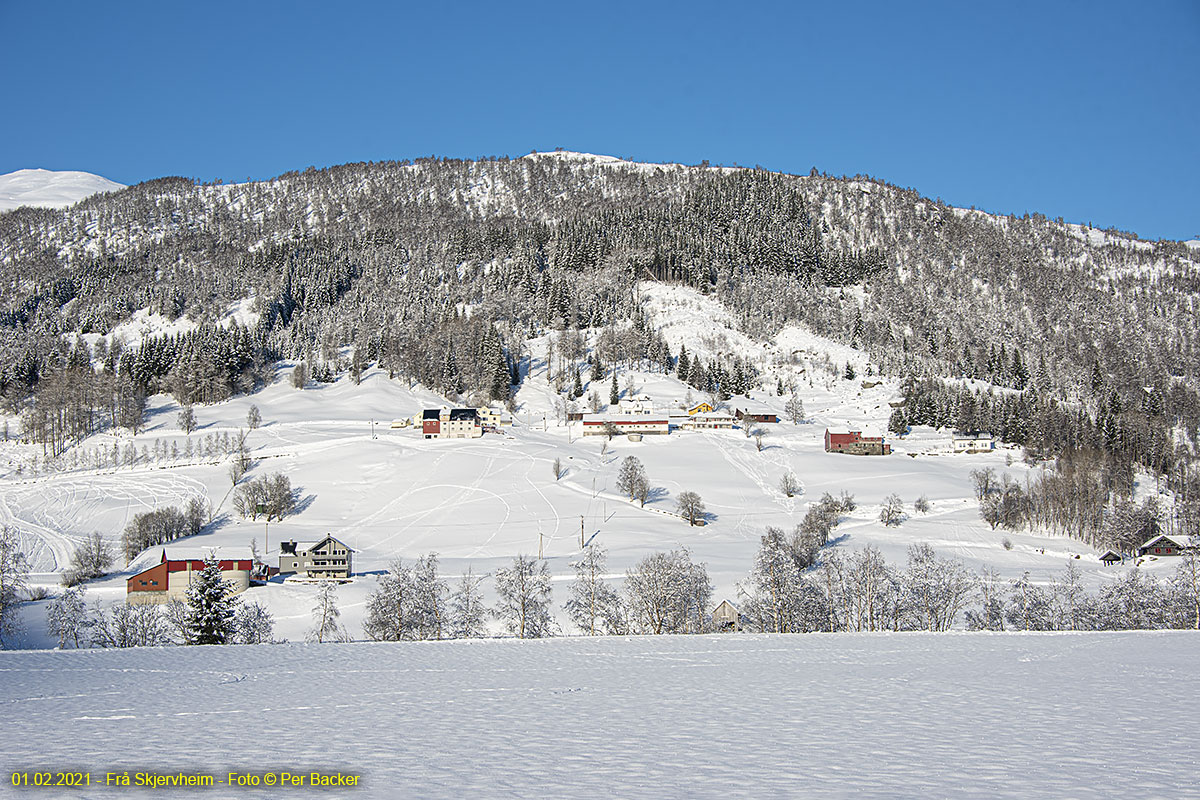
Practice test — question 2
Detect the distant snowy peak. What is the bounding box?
[0,168,124,211]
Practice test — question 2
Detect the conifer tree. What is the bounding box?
[610,372,619,405]
[676,346,689,381]
[185,555,237,645]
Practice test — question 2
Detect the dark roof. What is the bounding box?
[422,409,440,420]
[449,408,479,421]
[280,540,298,555]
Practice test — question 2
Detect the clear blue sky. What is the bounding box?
[2,1,1197,240]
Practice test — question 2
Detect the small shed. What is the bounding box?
[1099,550,1123,565]
[712,599,741,631]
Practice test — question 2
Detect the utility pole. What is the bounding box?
[538,527,544,560]
[580,515,585,549]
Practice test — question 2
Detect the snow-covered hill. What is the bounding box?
[2,632,1197,798]
[0,168,123,211]
[3,283,1173,647]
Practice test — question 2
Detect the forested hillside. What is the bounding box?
[1,151,1197,500]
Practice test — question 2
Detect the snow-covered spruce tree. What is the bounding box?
[494,555,554,639]
[0,526,30,648]
[46,585,90,648]
[185,556,238,645]
[308,581,349,643]
[609,372,619,405]
[449,568,489,639]
[565,545,624,635]
[232,601,274,644]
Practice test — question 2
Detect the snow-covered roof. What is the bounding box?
[1140,534,1192,550]
[279,541,319,555]
[161,546,255,562]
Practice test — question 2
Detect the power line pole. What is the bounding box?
[580,515,585,549]
[538,527,544,560]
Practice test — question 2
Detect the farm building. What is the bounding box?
[1137,535,1192,558]
[735,405,779,423]
[421,408,483,439]
[681,411,736,430]
[580,414,670,436]
[825,429,891,456]
[687,402,714,415]
[712,600,741,631]
[1099,550,1124,565]
[279,536,355,578]
[951,431,995,453]
[127,547,254,604]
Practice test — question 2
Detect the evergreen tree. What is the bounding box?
[185,555,237,645]
[610,372,619,405]
[676,346,690,381]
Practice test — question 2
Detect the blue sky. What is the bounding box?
[2,1,1197,240]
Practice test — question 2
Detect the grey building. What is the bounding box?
[279,535,355,578]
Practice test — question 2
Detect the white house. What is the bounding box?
[617,394,654,415]
[679,411,736,431]
[951,431,995,453]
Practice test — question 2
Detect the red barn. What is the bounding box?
[824,429,891,456]
[127,548,254,603]
[421,409,441,437]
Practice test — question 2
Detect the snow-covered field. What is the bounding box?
[1,632,1197,798]
[2,283,1176,646]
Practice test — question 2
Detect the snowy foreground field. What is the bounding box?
[2,632,1198,799]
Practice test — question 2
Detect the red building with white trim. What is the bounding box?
[126,548,254,604]
[824,429,891,456]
